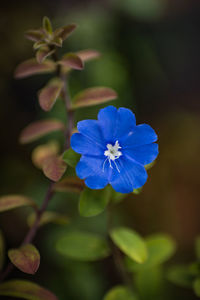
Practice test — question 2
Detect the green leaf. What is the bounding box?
[19,119,64,144]
[8,244,40,275]
[76,49,101,62]
[72,87,117,109]
[193,278,200,297]
[145,161,155,170]
[14,58,55,79]
[0,279,58,300]
[25,29,45,42]
[27,211,69,228]
[53,177,84,193]
[110,227,147,264]
[103,285,137,300]
[125,234,176,272]
[36,47,55,64]
[0,230,5,271]
[135,266,163,300]
[38,78,63,111]
[167,264,195,288]
[54,24,77,41]
[0,195,36,212]
[79,187,111,217]
[42,155,67,182]
[59,53,84,70]
[56,231,111,261]
[62,148,81,168]
[43,16,53,35]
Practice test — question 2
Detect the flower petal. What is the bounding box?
[110,157,148,193]
[98,106,118,142]
[77,120,104,145]
[76,155,110,188]
[115,107,136,138]
[124,143,158,165]
[122,124,158,148]
[71,133,103,156]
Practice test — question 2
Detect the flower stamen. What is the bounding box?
[103,140,122,173]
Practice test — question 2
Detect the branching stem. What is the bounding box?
[0,49,73,282]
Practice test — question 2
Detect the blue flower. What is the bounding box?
[71,106,158,193]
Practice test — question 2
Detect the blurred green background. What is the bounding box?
[1,0,200,299]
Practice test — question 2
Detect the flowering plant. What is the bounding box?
[0,16,198,300]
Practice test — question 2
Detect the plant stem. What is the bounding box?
[107,204,134,291]
[0,52,73,282]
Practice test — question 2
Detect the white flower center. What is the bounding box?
[103,140,122,173]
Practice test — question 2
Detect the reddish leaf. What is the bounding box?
[42,156,67,182]
[0,230,5,271]
[19,119,64,144]
[8,244,40,275]
[33,41,47,50]
[36,47,55,64]
[27,211,69,228]
[0,195,36,212]
[25,29,45,42]
[38,78,63,111]
[59,53,84,70]
[76,49,101,62]
[0,279,58,300]
[54,177,84,193]
[14,58,55,79]
[72,87,117,109]
[54,24,77,41]
[32,141,59,169]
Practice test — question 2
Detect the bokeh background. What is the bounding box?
[1,0,200,299]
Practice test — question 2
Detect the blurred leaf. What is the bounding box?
[51,36,63,47]
[110,227,147,264]
[53,177,84,193]
[42,155,67,182]
[36,47,55,64]
[79,187,111,217]
[135,266,164,300]
[56,231,111,261]
[54,24,77,41]
[32,141,59,169]
[0,230,5,271]
[38,78,63,111]
[167,264,195,288]
[59,53,84,70]
[8,244,40,275]
[111,188,126,204]
[125,234,176,272]
[72,87,117,109]
[19,119,64,144]
[14,59,55,79]
[33,41,47,50]
[25,29,44,42]
[76,49,101,62]
[27,211,69,228]
[0,195,36,212]
[103,285,137,300]
[0,279,58,300]
[193,278,200,297]
[43,16,53,35]
[195,236,200,260]
[62,148,81,168]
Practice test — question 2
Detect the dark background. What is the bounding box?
[0,0,200,299]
